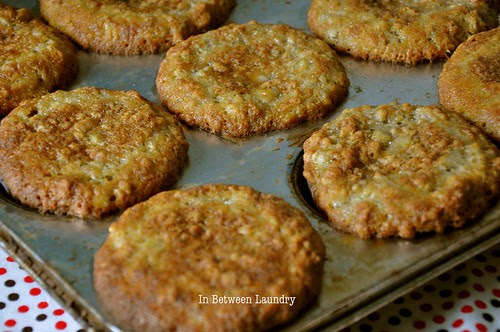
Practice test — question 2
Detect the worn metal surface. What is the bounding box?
[1,0,499,330]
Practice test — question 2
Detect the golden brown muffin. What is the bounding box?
[307,0,499,65]
[438,28,500,142]
[0,87,188,218]
[0,4,78,116]
[156,21,349,138]
[39,0,235,55]
[94,184,325,331]
[303,103,500,239]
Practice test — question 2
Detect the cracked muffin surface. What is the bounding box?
[303,103,500,238]
[0,4,78,116]
[94,184,325,331]
[0,87,189,218]
[157,21,349,138]
[308,0,498,65]
[439,27,500,142]
[40,0,235,55]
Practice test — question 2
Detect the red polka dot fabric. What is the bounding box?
[349,245,500,332]
[0,247,82,332]
[1,243,499,331]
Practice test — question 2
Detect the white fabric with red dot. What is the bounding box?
[1,243,499,331]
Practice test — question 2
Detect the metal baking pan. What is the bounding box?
[1,0,499,330]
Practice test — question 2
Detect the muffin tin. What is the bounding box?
[1,0,499,330]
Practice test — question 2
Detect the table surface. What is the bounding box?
[0,242,498,332]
